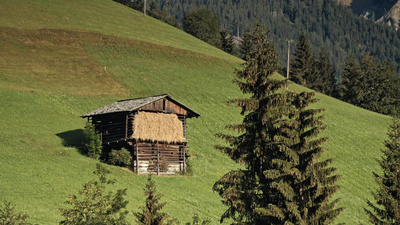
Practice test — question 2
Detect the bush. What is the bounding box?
[59,164,129,225]
[83,122,102,160]
[108,148,131,167]
[0,201,33,225]
[185,214,212,225]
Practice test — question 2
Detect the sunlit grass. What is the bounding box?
[0,0,391,224]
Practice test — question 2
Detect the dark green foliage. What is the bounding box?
[285,92,343,224]
[340,53,400,115]
[213,24,289,224]
[134,175,170,225]
[108,148,131,167]
[148,2,181,29]
[113,0,181,29]
[219,30,234,54]
[0,201,32,225]
[114,0,143,11]
[365,117,400,224]
[314,47,337,96]
[59,164,129,225]
[83,122,102,160]
[291,36,338,97]
[183,9,220,47]
[155,0,400,73]
[290,33,316,87]
[340,52,364,105]
[184,214,211,225]
[239,30,255,60]
[213,24,342,224]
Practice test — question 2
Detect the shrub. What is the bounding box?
[185,214,212,225]
[59,163,129,225]
[0,201,32,225]
[83,122,102,160]
[108,148,131,167]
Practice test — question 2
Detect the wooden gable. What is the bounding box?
[139,98,189,116]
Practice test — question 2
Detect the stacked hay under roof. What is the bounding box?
[132,111,185,144]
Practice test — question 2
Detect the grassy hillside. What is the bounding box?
[0,0,390,224]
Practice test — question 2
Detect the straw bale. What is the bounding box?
[132,111,185,143]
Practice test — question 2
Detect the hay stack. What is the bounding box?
[132,111,185,143]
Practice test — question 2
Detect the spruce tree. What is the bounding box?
[290,33,316,87]
[339,52,364,105]
[213,24,342,224]
[340,54,400,115]
[285,92,343,224]
[239,30,255,60]
[359,55,383,112]
[219,30,234,55]
[213,24,292,224]
[314,47,337,96]
[365,117,400,224]
[134,175,169,225]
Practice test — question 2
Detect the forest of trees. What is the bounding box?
[153,0,400,75]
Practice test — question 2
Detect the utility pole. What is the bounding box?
[286,40,292,90]
[144,0,147,17]
[237,25,240,38]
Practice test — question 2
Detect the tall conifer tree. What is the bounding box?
[239,30,255,60]
[285,92,343,224]
[213,24,293,224]
[290,33,316,87]
[365,117,400,224]
[219,30,234,54]
[314,48,337,96]
[213,25,342,225]
[339,53,363,105]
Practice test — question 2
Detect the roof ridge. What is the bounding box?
[117,94,168,102]
[81,94,200,118]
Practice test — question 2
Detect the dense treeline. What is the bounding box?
[113,0,181,29]
[340,53,400,115]
[154,0,400,74]
[290,33,338,97]
[288,32,400,115]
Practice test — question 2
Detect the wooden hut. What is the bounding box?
[81,94,200,175]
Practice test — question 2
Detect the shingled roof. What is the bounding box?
[81,94,200,118]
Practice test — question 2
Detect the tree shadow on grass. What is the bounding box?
[56,129,86,155]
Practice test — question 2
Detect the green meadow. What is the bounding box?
[0,0,390,224]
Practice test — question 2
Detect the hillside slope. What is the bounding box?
[338,0,400,29]
[378,0,400,30]
[0,0,390,224]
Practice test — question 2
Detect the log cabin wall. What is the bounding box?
[133,141,187,175]
[92,112,134,144]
